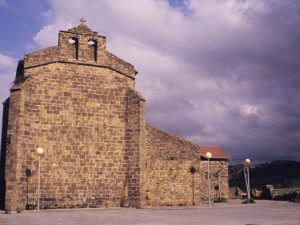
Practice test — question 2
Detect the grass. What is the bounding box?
[276,187,300,196]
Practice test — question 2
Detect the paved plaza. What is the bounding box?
[0,199,299,225]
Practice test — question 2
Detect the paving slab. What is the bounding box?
[0,199,299,225]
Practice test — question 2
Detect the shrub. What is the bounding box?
[242,199,255,204]
[289,198,300,203]
[26,204,36,210]
[214,198,227,203]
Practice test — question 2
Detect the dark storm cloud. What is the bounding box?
[181,1,300,156]
[1,0,298,162]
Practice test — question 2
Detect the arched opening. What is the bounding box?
[68,37,78,60]
[88,39,97,62]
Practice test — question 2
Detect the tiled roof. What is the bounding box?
[200,146,231,159]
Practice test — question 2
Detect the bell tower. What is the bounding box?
[58,18,107,63]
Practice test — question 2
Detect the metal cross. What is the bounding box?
[80,18,86,25]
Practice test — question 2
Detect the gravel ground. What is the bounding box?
[0,199,299,225]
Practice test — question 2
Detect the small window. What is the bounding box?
[166,157,177,160]
[205,172,208,179]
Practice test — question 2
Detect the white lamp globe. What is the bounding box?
[36,147,44,155]
[205,152,212,159]
[245,158,250,164]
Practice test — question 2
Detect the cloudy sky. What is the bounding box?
[0,0,299,162]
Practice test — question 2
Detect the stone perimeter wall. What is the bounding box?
[200,160,229,200]
[145,124,201,206]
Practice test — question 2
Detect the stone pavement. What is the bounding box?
[0,199,300,225]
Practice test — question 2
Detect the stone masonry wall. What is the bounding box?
[5,62,144,210]
[3,90,22,211]
[124,89,146,207]
[25,27,137,80]
[200,160,229,200]
[145,124,201,206]
[4,23,145,211]
[0,98,9,210]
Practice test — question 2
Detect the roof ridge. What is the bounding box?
[199,145,231,159]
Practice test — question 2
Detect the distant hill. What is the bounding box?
[229,160,300,191]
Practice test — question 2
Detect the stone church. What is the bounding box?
[0,20,231,211]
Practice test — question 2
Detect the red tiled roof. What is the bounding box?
[200,146,231,159]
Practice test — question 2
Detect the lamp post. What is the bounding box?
[205,152,212,207]
[36,147,44,211]
[245,158,250,201]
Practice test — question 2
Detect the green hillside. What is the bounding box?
[229,160,300,191]
[276,187,300,196]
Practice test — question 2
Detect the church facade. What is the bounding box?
[0,21,230,211]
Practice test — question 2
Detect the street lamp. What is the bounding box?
[245,158,250,201]
[36,147,44,211]
[205,152,212,207]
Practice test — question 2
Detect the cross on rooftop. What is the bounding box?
[80,18,86,25]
